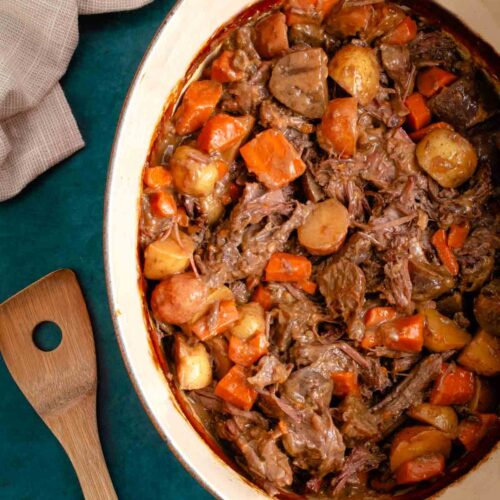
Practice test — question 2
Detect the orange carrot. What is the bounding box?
[143,166,173,189]
[252,285,273,311]
[409,122,453,142]
[404,93,432,131]
[215,160,229,180]
[191,300,239,341]
[228,331,268,367]
[417,68,458,98]
[361,329,380,350]
[197,114,252,153]
[432,229,459,276]
[331,371,359,397]
[395,454,445,485]
[384,16,417,45]
[447,222,470,249]
[318,97,358,158]
[211,50,245,83]
[297,279,317,295]
[379,314,424,353]
[240,129,306,190]
[149,192,177,217]
[214,365,258,411]
[430,363,475,405]
[364,307,398,328]
[265,252,312,283]
[457,414,499,452]
[176,207,189,227]
[174,80,223,135]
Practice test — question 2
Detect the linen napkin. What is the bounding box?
[0,0,153,201]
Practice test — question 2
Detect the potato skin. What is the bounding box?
[170,145,219,196]
[174,335,212,390]
[458,330,500,376]
[298,199,349,255]
[328,45,380,106]
[151,273,208,325]
[144,232,195,279]
[422,308,471,352]
[416,129,478,188]
[408,403,458,436]
[230,302,266,340]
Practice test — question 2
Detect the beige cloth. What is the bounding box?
[0,0,152,201]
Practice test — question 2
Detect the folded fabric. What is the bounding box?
[0,0,152,201]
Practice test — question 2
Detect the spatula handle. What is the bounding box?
[46,393,117,500]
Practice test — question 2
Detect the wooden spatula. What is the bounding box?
[0,269,117,500]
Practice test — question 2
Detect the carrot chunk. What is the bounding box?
[331,371,359,397]
[447,222,470,249]
[404,93,432,131]
[409,122,453,142]
[432,229,459,276]
[240,129,306,189]
[252,285,273,311]
[215,365,258,411]
[395,453,445,485]
[417,68,458,98]
[318,97,358,158]
[191,300,239,341]
[384,16,417,45]
[430,363,475,405]
[265,253,312,282]
[211,50,245,83]
[254,11,289,59]
[379,314,424,352]
[285,0,340,24]
[197,114,252,153]
[143,166,173,189]
[228,331,268,367]
[297,279,317,295]
[364,307,398,328]
[149,192,177,217]
[458,414,499,452]
[361,329,380,350]
[174,80,223,135]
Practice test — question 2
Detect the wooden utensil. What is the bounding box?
[0,269,117,500]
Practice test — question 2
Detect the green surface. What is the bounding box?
[0,2,212,499]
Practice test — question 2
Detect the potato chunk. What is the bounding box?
[151,273,208,325]
[298,199,349,255]
[390,426,451,472]
[254,11,289,59]
[458,330,500,376]
[408,404,458,436]
[170,145,219,196]
[416,129,478,188]
[230,302,266,340]
[422,308,471,352]
[174,335,212,390]
[143,232,195,279]
[328,45,380,106]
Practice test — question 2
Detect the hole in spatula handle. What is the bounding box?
[32,321,62,352]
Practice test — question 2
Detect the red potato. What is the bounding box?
[328,45,380,106]
[254,11,289,59]
[297,199,349,255]
[317,98,358,157]
[151,273,208,326]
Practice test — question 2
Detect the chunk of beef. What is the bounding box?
[392,353,421,374]
[385,127,418,175]
[428,75,498,130]
[383,256,413,313]
[338,395,381,446]
[269,48,328,118]
[283,368,334,408]
[318,258,366,341]
[259,99,314,134]
[280,406,345,477]
[409,31,460,69]
[331,445,384,496]
[409,259,455,302]
[456,226,496,292]
[289,23,324,48]
[371,354,444,436]
[217,417,293,493]
[361,148,398,189]
[248,355,293,390]
[380,44,415,98]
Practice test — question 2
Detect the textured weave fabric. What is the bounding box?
[0,0,152,201]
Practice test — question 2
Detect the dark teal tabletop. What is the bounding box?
[0,2,212,498]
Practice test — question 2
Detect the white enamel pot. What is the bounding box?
[104,1,500,498]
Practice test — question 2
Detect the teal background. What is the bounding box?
[0,1,212,499]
